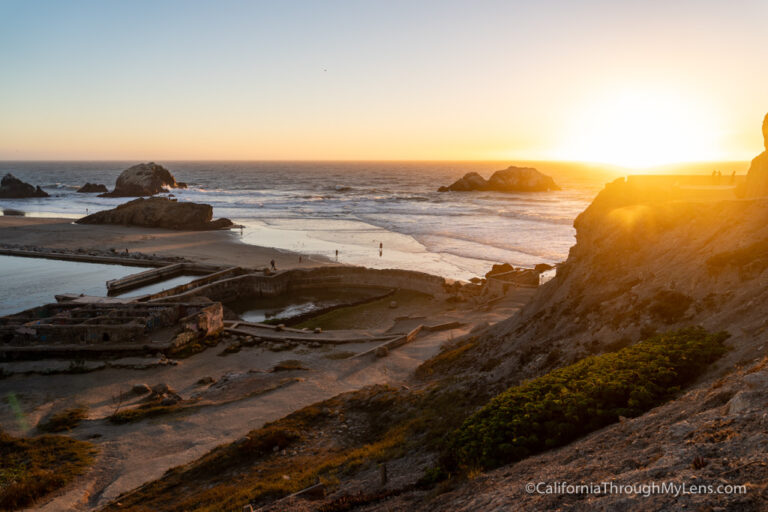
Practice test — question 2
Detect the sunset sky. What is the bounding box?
[1,0,767,167]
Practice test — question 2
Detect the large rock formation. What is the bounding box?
[100,162,187,197]
[438,165,560,192]
[0,173,49,198]
[741,113,768,198]
[76,197,233,230]
[76,183,108,193]
[439,172,488,192]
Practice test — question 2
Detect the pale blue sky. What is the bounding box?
[1,0,766,164]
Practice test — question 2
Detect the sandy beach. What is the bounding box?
[0,216,332,270]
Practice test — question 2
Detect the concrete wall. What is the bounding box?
[151,266,451,303]
[0,302,223,347]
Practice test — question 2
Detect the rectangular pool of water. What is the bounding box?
[228,287,388,324]
[0,255,145,316]
[113,274,202,298]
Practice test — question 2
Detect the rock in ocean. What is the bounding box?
[438,166,560,193]
[76,183,108,193]
[0,173,49,198]
[100,162,187,197]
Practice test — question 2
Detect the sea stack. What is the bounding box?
[438,165,560,193]
[0,173,49,198]
[76,197,233,230]
[76,183,108,193]
[100,162,187,197]
[742,113,768,198]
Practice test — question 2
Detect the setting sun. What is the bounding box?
[555,88,725,168]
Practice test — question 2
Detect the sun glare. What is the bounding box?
[555,89,724,169]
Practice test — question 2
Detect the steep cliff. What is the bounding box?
[742,113,768,198]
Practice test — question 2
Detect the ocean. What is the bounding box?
[1,160,624,281]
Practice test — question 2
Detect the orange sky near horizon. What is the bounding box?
[1,1,767,168]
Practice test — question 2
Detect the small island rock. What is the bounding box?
[438,172,488,192]
[76,197,233,231]
[0,173,49,198]
[76,183,108,193]
[438,166,560,193]
[100,162,187,197]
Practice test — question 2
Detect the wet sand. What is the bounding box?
[0,216,332,269]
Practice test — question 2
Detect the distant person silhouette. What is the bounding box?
[270,259,276,271]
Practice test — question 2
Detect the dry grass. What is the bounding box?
[108,401,183,424]
[0,429,96,511]
[415,338,476,379]
[272,359,308,372]
[99,386,413,512]
[37,406,88,433]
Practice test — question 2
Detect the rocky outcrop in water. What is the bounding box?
[742,113,768,198]
[76,197,233,230]
[439,172,488,192]
[0,173,49,198]
[76,183,108,193]
[100,162,187,197]
[438,166,560,192]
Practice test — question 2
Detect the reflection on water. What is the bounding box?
[228,287,384,323]
[0,256,138,316]
[113,275,202,298]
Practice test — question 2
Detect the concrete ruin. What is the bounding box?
[0,301,223,360]
[0,249,540,360]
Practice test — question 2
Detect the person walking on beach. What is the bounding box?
[270,259,276,271]
[335,249,339,262]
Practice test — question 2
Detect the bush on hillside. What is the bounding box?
[444,327,728,471]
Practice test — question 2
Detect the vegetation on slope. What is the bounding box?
[99,328,728,511]
[443,327,728,471]
[37,406,88,433]
[99,386,414,512]
[0,429,96,511]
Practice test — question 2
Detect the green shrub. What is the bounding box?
[445,327,728,471]
[37,407,88,433]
